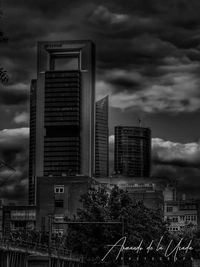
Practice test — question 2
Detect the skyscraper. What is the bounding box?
[29,40,95,205]
[29,79,37,204]
[114,126,151,177]
[95,96,109,177]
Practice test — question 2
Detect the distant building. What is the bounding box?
[114,126,151,177]
[95,177,163,211]
[36,175,91,235]
[2,205,36,237]
[29,40,95,205]
[118,182,163,210]
[163,187,198,233]
[95,96,109,177]
[164,199,198,233]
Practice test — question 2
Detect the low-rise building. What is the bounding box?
[163,186,198,233]
[36,175,91,236]
[164,200,198,233]
[2,205,36,237]
[95,177,164,211]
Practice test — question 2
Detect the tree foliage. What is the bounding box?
[66,186,194,266]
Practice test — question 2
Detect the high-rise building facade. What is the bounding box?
[29,80,37,204]
[95,96,109,177]
[114,126,151,177]
[29,40,95,205]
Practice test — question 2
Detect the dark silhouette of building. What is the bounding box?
[36,175,91,234]
[114,126,151,177]
[29,80,37,205]
[29,40,95,205]
[95,96,109,177]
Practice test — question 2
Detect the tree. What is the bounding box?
[66,186,193,266]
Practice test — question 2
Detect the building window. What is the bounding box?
[54,185,64,194]
[54,214,64,222]
[55,199,64,208]
[186,215,191,221]
[166,206,173,212]
[172,217,178,222]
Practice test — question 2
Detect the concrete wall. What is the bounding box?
[36,176,91,231]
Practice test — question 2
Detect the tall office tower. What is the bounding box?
[29,79,37,205]
[114,126,151,177]
[29,40,95,205]
[95,96,109,177]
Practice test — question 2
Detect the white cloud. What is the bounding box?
[8,83,29,91]
[0,127,29,138]
[13,111,29,124]
[91,6,129,25]
[152,138,200,164]
[96,80,113,101]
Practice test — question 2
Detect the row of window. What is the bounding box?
[45,77,80,82]
[45,152,79,157]
[54,185,64,194]
[45,107,79,112]
[45,98,80,103]
[45,112,79,116]
[167,206,197,213]
[44,156,79,161]
[45,162,80,167]
[45,117,79,122]
[45,137,80,141]
[45,83,80,88]
[45,102,80,107]
[45,122,80,126]
[167,227,179,232]
[167,225,197,232]
[44,166,80,171]
[44,142,79,146]
[45,72,80,78]
[45,92,80,96]
[44,170,79,176]
[167,215,197,222]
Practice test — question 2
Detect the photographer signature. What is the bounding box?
[102,236,193,262]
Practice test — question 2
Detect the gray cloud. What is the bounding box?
[0,128,29,204]
[109,135,200,197]
[152,138,200,168]
[0,83,29,106]
[1,0,200,201]
[152,138,200,198]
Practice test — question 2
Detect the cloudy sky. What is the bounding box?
[0,0,200,203]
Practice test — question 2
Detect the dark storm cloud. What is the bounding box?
[152,164,200,198]
[151,138,200,197]
[0,84,28,105]
[0,128,29,203]
[104,69,144,93]
[85,2,200,113]
[1,0,200,201]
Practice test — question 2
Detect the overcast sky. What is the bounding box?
[0,0,200,203]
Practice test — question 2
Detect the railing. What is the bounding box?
[0,238,84,263]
